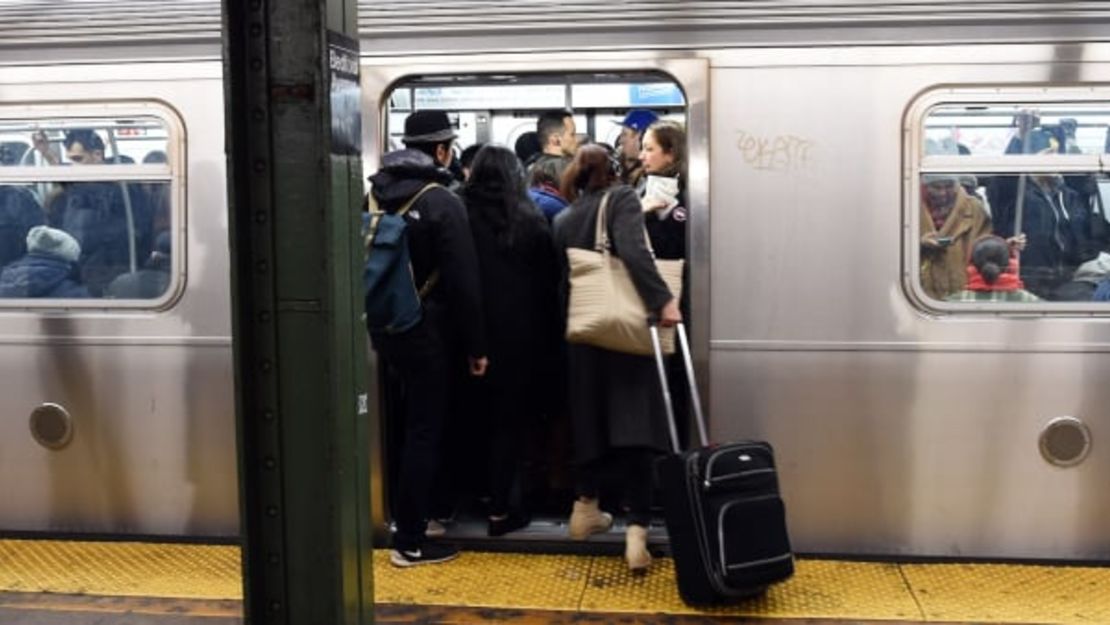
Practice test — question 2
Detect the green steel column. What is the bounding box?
[223,1,372,623]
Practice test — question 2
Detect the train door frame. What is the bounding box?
[357,53,709,543]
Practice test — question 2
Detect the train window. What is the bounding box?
[0,113,177,305]
[384,73,686,163]
[911,96,1110,309]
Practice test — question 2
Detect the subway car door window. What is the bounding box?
[0,114,175,304]
[912,94,1110,310]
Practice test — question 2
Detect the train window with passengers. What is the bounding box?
[0,113,176,304]
[913,94,1110,309]
[384,74,686,191]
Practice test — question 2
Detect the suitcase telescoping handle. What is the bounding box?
[649,322,709,454]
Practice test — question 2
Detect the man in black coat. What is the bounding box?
[989,129,1098,299]
[367,111,488,567]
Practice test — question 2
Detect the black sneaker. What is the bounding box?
[389,542,460,568]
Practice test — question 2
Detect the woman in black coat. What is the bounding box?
[552,145,682,572]
[462,145,561,537]
[638,121,688,263]
[638,121,692,443]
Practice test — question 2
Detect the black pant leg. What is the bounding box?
[619,447,656,527]
[574,458,602,500]
[487,377,531,515]
[666,354,689,449]
[428,355,470,520]
[375,322,450,552]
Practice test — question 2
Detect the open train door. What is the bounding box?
[358,54,709,549]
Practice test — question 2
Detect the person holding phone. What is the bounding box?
[920,173,994,299]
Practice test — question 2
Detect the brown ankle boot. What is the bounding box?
[568,498,613,539]
[625,525,652,573]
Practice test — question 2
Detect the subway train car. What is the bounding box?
[2,1,1110,562]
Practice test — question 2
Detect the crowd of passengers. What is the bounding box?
[0,130,171,299]
[921,120,1110,303]
[367,108,688,572]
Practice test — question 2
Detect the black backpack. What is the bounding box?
[363,183,441,334]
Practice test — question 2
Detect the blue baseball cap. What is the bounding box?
[615,109,659,133]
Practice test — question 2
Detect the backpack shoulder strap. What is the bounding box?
[404,183,445,298]
[364,182,443,246]
[396,182,443,217]
[364,182,445,300]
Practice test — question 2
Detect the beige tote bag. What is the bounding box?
[565,191,684,356]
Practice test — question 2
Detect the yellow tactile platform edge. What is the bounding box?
[373,551,589,610]
[902,563,1110,624]
[0,540,241,600]
[579,556,922,620]
[4,540,1110,623]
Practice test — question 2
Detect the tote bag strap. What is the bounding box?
[593,188,660,257]
[593,191,613,252]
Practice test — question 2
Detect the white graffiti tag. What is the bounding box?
[735,130,816,172]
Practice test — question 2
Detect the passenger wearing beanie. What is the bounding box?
[919,138,993,300]
[920,173,993,300]
[0,225,89,298]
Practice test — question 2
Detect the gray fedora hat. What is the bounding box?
[402,110,457,144]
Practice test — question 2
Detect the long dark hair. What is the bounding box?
[560,144,618,202]
[462,145,532,248]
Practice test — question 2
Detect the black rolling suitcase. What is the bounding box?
[650,323,794,605]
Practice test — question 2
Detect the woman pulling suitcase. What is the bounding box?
[552,144,683,572]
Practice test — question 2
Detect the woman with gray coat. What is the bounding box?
[552,145,682,573]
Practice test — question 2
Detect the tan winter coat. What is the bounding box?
[920,188,992,300]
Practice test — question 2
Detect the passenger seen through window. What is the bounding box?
[0,119,173,301]
[921,103,1110,304]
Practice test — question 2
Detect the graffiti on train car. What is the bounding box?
[735,130,816,172]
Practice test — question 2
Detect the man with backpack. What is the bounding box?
[365,110,488,567]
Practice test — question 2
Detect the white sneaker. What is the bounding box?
[390,543,460,568]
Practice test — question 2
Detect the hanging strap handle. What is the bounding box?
[649,322,709,454]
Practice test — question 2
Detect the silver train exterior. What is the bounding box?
[2,1,1109,560]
